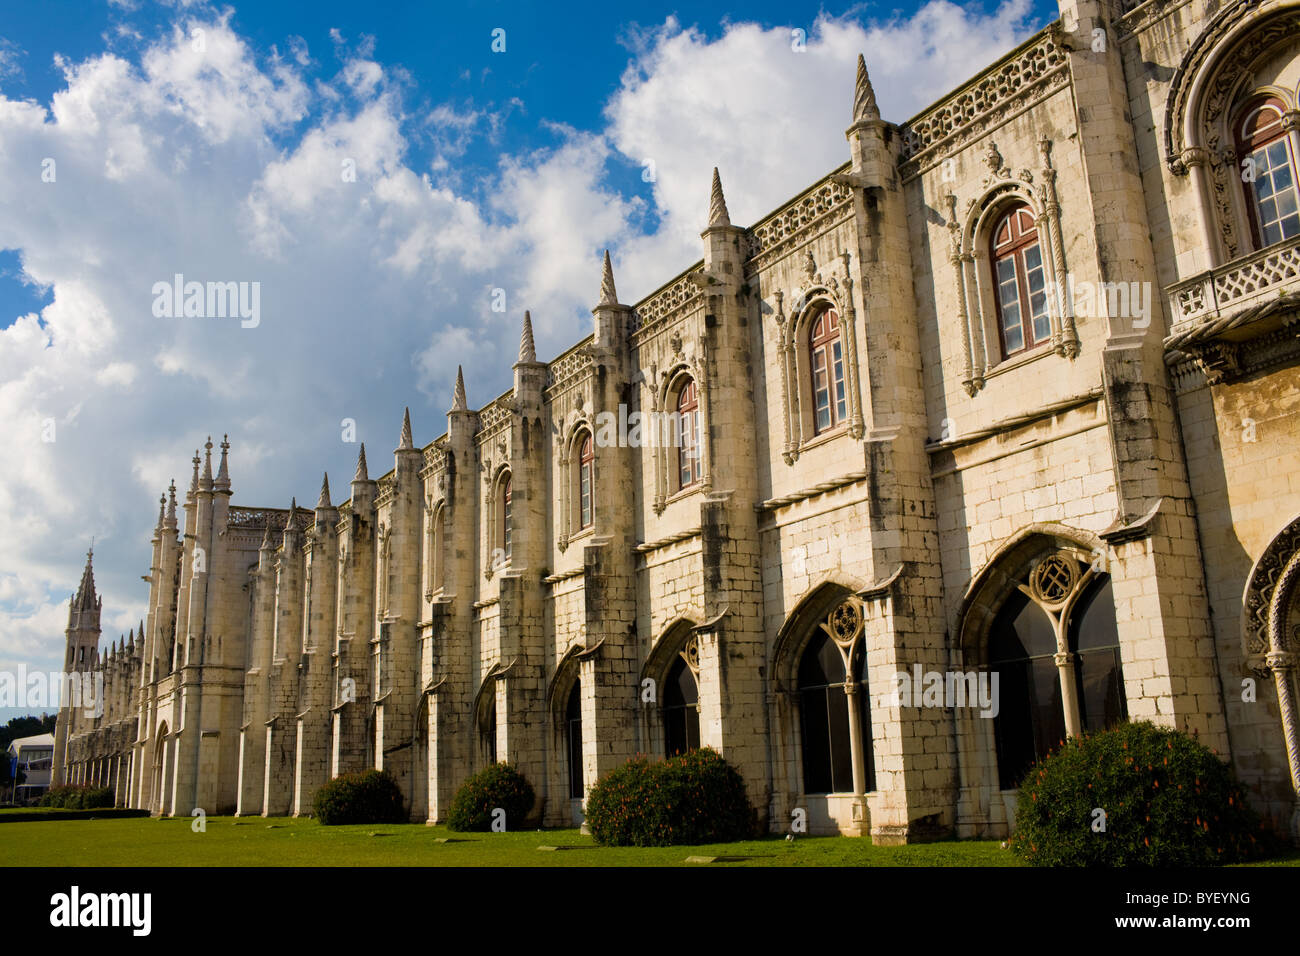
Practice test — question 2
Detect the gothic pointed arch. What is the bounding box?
[472,664,504,765]
[1242,512,1300,820]
[960,525,1124,790]
[772,582,874,796]
[640,617,703,758]
[773,575,869,691]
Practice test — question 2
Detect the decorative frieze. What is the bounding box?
[897,28,1069,181]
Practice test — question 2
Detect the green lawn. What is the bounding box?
[1,815,1020,867]
[4,815,1297,866]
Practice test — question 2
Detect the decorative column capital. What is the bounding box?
[1268,650,1297,672]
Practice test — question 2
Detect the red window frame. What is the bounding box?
[809,309,847,434]
[676,379,701,491]
[990,205,1051,359]
[1235,96,1300,250]
[500,474,512,563]
[577,431,594,530]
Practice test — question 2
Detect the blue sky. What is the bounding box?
[0,0,1056,716]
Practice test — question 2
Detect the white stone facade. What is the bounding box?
[56,0,1300,842]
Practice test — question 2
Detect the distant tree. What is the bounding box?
[0,715,52,754]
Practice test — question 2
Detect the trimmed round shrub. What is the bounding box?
[1008,720,1267,866]
[39,785,114,809]
[447,763,535,832]
[585,747,757,847]
[312,769,405,825]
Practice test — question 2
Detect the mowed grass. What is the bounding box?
[1,815,1021,867]
[5,815,1295,866]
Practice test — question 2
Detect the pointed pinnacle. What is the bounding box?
[399,407,413,450]
[283,498,298,536]
[260,523,274,550]
[215,434,230,489]
[189,450,200,497]
[202,436,214,486]
[852,54,879,122]
[709,167,731,227]
[599,250,618,306]
[75,547,97,611]
[166,480,178,526]
[353,443,369,482]
[317,473,332,509]
[156,493,166,532]
[452,366,467,412]
[519,311,536,363]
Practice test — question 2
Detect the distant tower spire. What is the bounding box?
[353,443,369,482]
[599,250,618,306]
[852,54,879,122]
[452,366,467,411]
[215,434,231,491]
[708,167,731,227]
[316,473,332,509]
[398,408,413,450]
[519,311,536,363]
[74,546,98,613]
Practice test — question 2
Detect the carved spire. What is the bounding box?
[599,250,618,306]
[519,311,536,363]
[399,407,413,450]
[852,54,879,122]
[283,498,298,538]
[155,493,166,534]
[260,522,274,550]
[353,443,369,482]
[188,449,200,499]
[317,473,332,510]
[452,366,467,411]
[74,547,97,612]
[215,434,231,491]
[201,436,214,490]
[166,480,178,528]
[708,167,731,227]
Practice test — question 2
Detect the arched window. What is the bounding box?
[990,204,1050,358]
[663,655,700,756]
[498,473,512,564]
[989,591,1063,791]
[429,506,445,594]
[566,680,583,799]
[809,309,847,434]
[798,629,872,794]
[575,431,594,531]
[675,378,701,491]
[987,555,1125,790]
[1235,97,1300,249]
[1069,577,1126,733]
[482,693,497,765]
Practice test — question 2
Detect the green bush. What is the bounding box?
[447,763,535,832]
[585,747,757,847]
[312,769,405,825]
[1008,720,1268,866]
[39,785,114,809]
